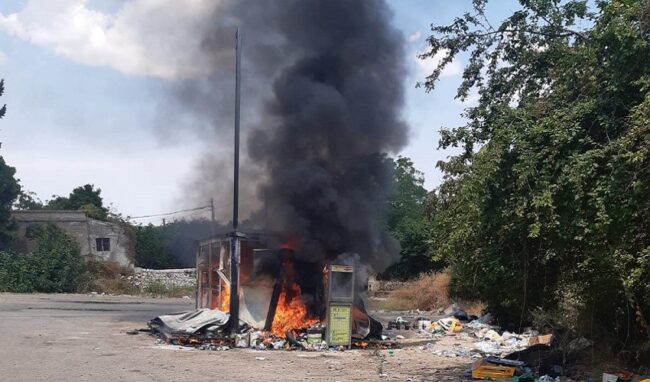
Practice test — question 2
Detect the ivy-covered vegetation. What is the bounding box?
[0,224,84,292]
[422,0,650,353]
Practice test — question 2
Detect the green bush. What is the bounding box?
[0,224,84,293]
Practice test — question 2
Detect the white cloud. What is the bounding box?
[0,50,6,64]
[408,31,421,43]
[0,0,228,79]
[415,49,463,78]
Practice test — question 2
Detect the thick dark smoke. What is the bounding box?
[248,1,407,272]
[176,0,408,273]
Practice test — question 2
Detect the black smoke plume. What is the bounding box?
[176,0,408,272]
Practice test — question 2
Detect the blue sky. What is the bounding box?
[0,0,518,223]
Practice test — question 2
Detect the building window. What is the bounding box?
[96,238,110,252]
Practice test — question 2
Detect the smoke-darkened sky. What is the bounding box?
[0,0,519,225]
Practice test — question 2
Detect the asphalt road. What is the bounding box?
[0,293,469,382]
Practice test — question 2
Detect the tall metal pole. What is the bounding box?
[232,28,241,231]
[229,28,242,334]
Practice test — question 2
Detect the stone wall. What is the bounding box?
[367,274,407,292]
[130,267,196,291]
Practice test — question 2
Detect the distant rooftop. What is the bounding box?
[12,210,88,223]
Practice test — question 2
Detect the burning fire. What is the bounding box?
[219,282,230,312]
[271,282,318,337]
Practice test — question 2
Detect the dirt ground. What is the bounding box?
[0,293,472,382]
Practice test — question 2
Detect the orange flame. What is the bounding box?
[219,282,230,312]
[271,283,319,337]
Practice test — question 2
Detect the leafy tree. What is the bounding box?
[45,184,108,220]
[0,80,19,249]
[14,190,43,210]
[134,224,179,269]
[44,196,69,210]
[386,157,428,230]
[134,219,216,269]
[382,157,439,279]
[68,184,105,212]
[0,158,19,249]
[423,0,650,350]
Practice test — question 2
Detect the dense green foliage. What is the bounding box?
[0,80,19,249]
[423,0,650,350]
[134,224,179,269]
[0,224,84,292]
[383,157,439,279]
[14,190,43,210]
[135,219,215,269]
[0,157,19,249]
[44,184,109,220]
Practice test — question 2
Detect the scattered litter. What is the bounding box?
[466,320,491,329]
[432,347,469,358]
[306,326,323,344]
[536,376,560,382]
[272,340,286,350]
[387,316,411,330]
[478,329,502,342]
[145,305,574,381]
[235,333,249,348]
[430,317,462,333]
[416,318,432,330]
[474,340,500,354]
[528,334,553,347]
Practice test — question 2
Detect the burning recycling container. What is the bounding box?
[196,234,323,337]
[178,233,381,348]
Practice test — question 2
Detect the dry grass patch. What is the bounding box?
[79,259,137,295]
[375,272,484,313]
[388,272,451,310]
